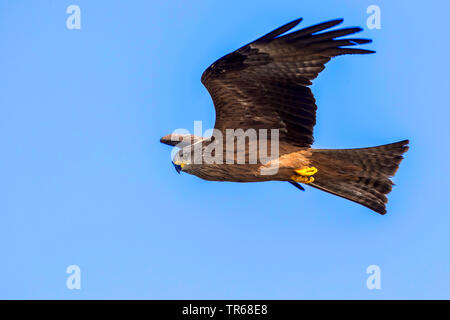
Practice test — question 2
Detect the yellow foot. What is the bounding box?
[291,166,318,184]
[290,175,315,183]
[295,166,318,176]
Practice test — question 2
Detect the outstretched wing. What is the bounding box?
[201,18,374,147]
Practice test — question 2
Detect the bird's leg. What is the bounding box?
[295,167,317,176]
[290,166,318,184]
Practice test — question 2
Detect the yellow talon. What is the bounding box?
[290,175,315,184]
[291,166,317,184]
[295,166,318,176]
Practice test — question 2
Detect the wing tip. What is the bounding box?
[358,49,376,54]
[319,18,345,30]
[374,205,387,215]
[255,17,304,42]
[331,18,344,24]
[291,17,304,25]
[334,48,376,55]
[160,135,172,146]
[349,38,373,45]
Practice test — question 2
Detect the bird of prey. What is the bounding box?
[160,18,409,214]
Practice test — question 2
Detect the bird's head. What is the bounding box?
[161,134,205,175]
[172,160,185,174]
[171,149,191,174]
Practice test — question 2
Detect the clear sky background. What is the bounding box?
[1,0,449,299]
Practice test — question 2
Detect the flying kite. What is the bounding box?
[160,18,409,214]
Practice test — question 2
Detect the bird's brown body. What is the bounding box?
[180,145,311,182]
[160,18,409,214]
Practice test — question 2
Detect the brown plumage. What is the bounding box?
[160,18,409,215]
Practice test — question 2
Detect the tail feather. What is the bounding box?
[309,140,409,214]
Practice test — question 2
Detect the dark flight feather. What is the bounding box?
[278,19,344,41]
[201,18,374,148]
[254,18,303,43]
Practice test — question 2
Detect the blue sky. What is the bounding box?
[1,0,449,299]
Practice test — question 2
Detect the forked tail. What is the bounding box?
[309,140,409,214]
